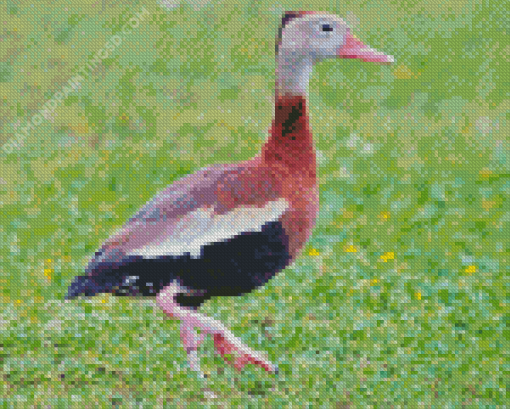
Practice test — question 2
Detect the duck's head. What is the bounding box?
[276,11,394,64]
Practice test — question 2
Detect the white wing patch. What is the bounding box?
[128,199,289,259]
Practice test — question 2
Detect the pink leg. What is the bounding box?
[213,333,273,372]
[180,320,205,372]
[156,282,278,374]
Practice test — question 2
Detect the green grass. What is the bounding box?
[0,0,509,407]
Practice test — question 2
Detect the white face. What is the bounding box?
[278,14,350,61]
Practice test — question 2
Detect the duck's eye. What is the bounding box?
[321,24,333,32]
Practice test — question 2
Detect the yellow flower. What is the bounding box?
[308,248,320,256]
[465,265,476,274]
[380,252,394,262]
[393,65,413,79]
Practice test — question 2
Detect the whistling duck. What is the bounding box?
[66,11,394,376]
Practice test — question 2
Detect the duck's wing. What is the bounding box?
[102,164,229,256]
[104,162,287,258]
[66,162,289,298]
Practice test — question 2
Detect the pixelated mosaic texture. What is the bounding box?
[0,0,508,407]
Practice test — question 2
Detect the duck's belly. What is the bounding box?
[170,219,291,296]
[85,219,291,306]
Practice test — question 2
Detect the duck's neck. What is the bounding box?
[275,54,314,97]
[260,54,317,175]
[261,92,316,177]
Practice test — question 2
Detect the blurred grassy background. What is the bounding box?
[0,0,508,406]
